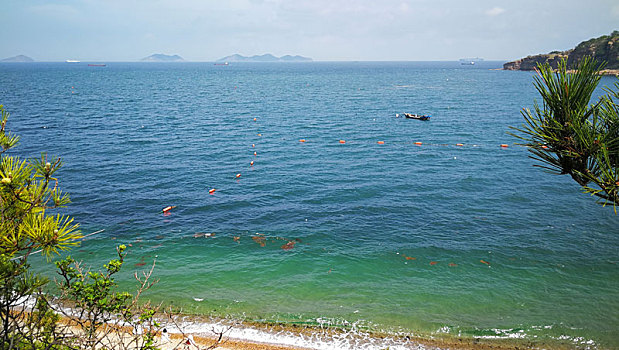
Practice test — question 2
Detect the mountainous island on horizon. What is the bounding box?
[217,53,312,63]
[141,53,184,62]
[504,31,619,72]
[1,55,35,62]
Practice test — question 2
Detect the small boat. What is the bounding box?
[88,64,106,67]
[403,113,431,121]
[214,62,229,66]
[65,59,80,63]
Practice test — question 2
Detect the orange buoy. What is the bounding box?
[339,140,346,144]
[162,205,176,213]
[456,143,464,146]
[209,188,216,194]
[541,145,548,149]
[500,144,509,148]
[236,173,241,178]
[250,161,254,166]
[299,139,306,143]
[253,118,257,121]
[253,151,257,156]
[252,144,255,147]
[258,133,262,136]
[414,142,422,145]
[377,141,385,144]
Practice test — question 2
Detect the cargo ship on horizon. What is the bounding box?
[459,57,484,65]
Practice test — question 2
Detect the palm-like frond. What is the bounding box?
[509,57,619,208]
[0,105,20,153]
[20,213,82,259]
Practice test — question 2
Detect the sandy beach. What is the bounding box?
[139,318,564,350]
[154,330,552,350]
[53,313,553,350]
[158,333,310,350]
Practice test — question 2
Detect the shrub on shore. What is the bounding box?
[0,105,162,349]
[0,103,81,348]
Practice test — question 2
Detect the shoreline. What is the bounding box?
[48,307,589,350]
[146,313,595,350]
[501,68,619,76]
[44,296,603,350]
[17,299,605,350]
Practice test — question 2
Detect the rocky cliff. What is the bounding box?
[504,31,618,71]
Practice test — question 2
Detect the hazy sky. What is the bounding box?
[1,0,618,62]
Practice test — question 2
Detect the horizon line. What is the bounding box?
[1,59,511,63]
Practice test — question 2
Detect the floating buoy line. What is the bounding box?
[160,115,524,210]
[160,115,528,236]
[151,114,522,265]
[133,111,551,279]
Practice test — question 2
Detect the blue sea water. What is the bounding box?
[1,61,618,348]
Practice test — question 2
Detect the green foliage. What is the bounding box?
[0,105,19,153]
[0,104,81,292]
[56,245,161,350]
[0,255,46,348]
[55,246,132,336]
[0,106,81,260]
[570,31,619,69]
[1,105,163,349]
[0,104,83,349]
[511,57,619,209]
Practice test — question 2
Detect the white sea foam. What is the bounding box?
[27,298,602,350]
[160,317,436,350]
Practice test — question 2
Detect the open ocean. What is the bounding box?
[1,61,618,349]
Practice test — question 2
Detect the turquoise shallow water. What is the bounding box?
[1,61,618,348]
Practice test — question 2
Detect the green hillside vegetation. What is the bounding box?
[504,31,619,71]
[568,31,619,69]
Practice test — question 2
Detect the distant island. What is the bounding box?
[504,31,619,73]
[216,54,312,63]
[1,55,34,62]
[141,54,184,62]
